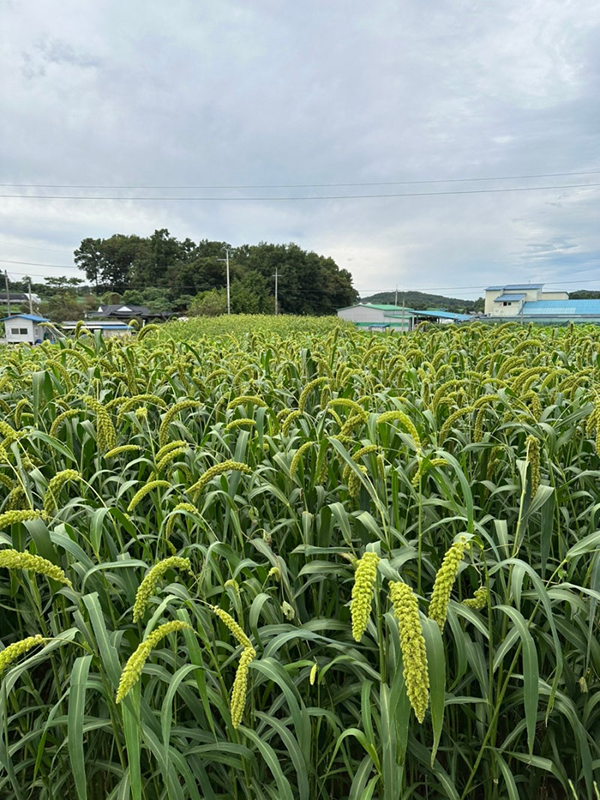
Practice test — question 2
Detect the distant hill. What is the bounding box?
[360,291,481,313]
[569,290,600,300]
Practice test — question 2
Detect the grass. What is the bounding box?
[0,315,597,799]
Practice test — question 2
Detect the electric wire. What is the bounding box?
[1,168,600,190]
[1,181,600,201]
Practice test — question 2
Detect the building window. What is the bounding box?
[503,302,512,306]
[20,328,28,335]
[11,328,19,335]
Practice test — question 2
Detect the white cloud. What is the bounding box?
[1,0,600,299]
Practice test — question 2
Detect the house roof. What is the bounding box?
[338,303,471,322]
[486,284,544,291]
[523,300,600,315]
[88,304,173,319]
[62,320,133,329]
[409,309,472,321]
[493,293,526,302]
[367,303,409,311]
[338,303,412,312]
[0,293,41,301]
[0,313,49,323]
[90,304,150,316]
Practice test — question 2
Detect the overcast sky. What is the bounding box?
[1,0,599,300]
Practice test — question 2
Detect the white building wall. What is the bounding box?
[540,291,569,301]
[490,302,523,318]
[337,305,388,323]
[100,328,133,338]
[4,319,35,343]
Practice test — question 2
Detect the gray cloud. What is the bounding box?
[1,0,600,299]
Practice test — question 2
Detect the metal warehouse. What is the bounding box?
[337,303,471,330]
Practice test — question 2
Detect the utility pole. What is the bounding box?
[28,277,33,314]
[4,271,10,314]
[217,248,231,315]
[274,267,278,316]
[395,284,398,306]
[225,249,230,315]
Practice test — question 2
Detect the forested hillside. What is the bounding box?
[360,290,480,312]
[73,230,358,315]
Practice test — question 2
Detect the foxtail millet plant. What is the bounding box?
[350,551,380,641]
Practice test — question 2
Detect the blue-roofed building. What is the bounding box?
[337,303,471,331]
[0,313,53,345]
[61,320,134,338]
[484,284,569,317]
[521,299,600,322]
[483,284,600,323]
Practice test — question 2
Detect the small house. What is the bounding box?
[0,314,52,345]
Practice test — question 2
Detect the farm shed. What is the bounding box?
[0,313,51,345]
[337,304,415,331]
[337,303,471,331]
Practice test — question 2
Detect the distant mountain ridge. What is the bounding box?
[569,290,600,300]
[360,291,479,313]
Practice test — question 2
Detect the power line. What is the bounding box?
[5,264,600,295]
[2,168,600,190]
[1,181,600,201]
[3,256,600,294]
[0,258,78,269]
[358,277,600,293]
[0,238,73,253]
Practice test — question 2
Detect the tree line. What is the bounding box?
[73,229,358,316]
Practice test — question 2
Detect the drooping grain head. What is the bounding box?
[428,539,466,630]
[389,581,429,723]
[350,551,380,641]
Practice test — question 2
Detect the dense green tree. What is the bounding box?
[39,292,82,323]
[121,290,145,305]
[231,270,271,314]
[140,288,174,312]
[44,276,83,293]
[74,235,142,292]
[74,233,358,315]
[188,288,228,316]
[101,292,122,306]
[73,238,104,287]
[131,229,186,287]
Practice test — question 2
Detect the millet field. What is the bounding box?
[0,315,598,800]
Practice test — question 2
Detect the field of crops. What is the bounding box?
[0,315,598,800]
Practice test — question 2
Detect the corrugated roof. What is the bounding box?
[523,300,600,315]
[354,322,408,327]
[0,313,49,323]
[493,293,526,302]
[62,321,132,329]
[486,284,544,291]
[366,303,408,310]
[384,308,416,316]
[337,303,404,312]
[410,309,472,321]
